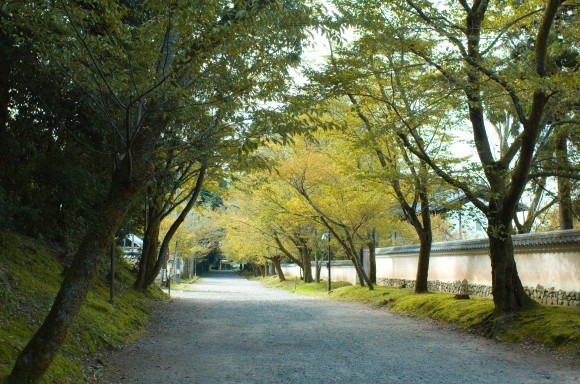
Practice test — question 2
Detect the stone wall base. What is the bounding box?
[376,278,579,308]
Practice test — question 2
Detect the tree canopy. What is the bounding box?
[1,0,577,381]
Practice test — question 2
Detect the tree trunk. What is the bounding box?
[142,165,206,288]
[0,31,12,179]
[9,154,149,384]
[350,253,372,288]
[488,225,535,314]
[368,229,377,285]
[182,257,190,278]
[314,250,321,283]
[321,217,373,290]
[272,257,285,281]
[0,32,10,131]
[134,211,161,289]
[414,229,432,294]
[273,234,304,268]
[346,234,373,289]
[302,249,313,283]
[556,134,574,229]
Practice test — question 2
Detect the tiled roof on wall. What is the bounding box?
[376,229,580,255]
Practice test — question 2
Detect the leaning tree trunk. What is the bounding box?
[414,229,432,294]
[134,211,161,289]
[141,165,206,289]
[347,235,373,289]
[272,257,285,281]
[322,218,373,290]
[350,253,373,289]
[9,153,149,384]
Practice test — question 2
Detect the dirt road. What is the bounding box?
[98,271,578,384]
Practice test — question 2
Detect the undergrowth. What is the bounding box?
[256,275,579,357]
[0,231,165,383]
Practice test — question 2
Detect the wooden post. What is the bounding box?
[327,235,331,292]
[109,238,115,304]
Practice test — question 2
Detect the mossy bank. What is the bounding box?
[257,276,579,357]
[0,231,165,383]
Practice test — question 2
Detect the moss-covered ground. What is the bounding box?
[257,275,579,357]
[0,231,166,383]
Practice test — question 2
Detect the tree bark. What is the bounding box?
[9,150,150,384]
[0,31,12,179]
[272,256,285,281]
[368,229,377,285]
[287,234,313,282]
[301,247,313,283]
[0,32,10,133]
[488,225,535,314]
[390,176,431,294]
[314,250,321,283]
[414,229,432,293]
[134,207,161,289]
[351,253,370,288]
[343,233,372,288]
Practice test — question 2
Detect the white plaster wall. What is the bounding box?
[374,247,579,291]
[280,264,301,278]
[319,264,357,285]
[515,250,579,291]
[375,252,493,285]
[280,263,358,285]
[280,239,579,292]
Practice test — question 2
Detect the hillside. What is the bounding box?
[0,231,164,383]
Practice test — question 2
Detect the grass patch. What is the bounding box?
[0,231,165,383]
[258,275,351,296]
[255,275,579,357]
[493,306,580,355]
[388,292,494,330]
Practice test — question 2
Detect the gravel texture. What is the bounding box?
[98,271,578,384]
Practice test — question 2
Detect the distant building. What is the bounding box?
[122,234,142,262]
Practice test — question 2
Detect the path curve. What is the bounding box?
[99,271,578,384]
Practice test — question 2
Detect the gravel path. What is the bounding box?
[99,271,578,384]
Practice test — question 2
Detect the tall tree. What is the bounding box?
[220,171,318,282]
[370,0,576,313]
[277,134,399,289]
[303,37,458,293]
[6,1,315,382]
